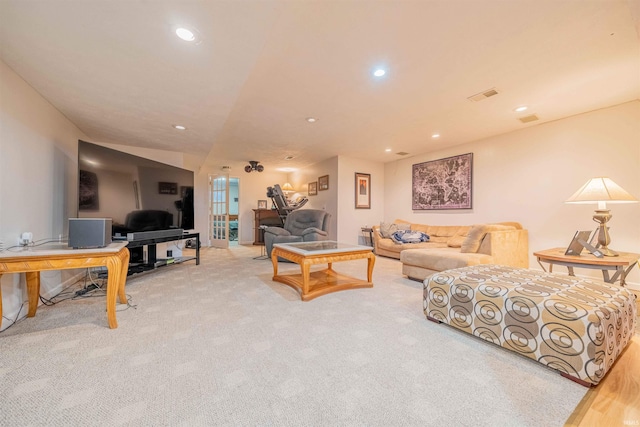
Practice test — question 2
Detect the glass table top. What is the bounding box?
[273,240,373,255]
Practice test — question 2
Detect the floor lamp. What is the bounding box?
[565,177,638,256]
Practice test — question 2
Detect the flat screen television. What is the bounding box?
[77,140,194,237]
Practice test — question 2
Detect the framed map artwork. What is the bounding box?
[412,153,473,210]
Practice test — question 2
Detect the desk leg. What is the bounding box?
[105,248,129,329]
[26,271,40,317]
[0,273,3,326]
[367,253,376,283]
[195,235,200,265]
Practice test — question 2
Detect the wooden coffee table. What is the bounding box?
[271,241,375,301]
[534,247,639,286]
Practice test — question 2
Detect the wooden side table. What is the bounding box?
[533,247,639,286]
[0,242,130,329]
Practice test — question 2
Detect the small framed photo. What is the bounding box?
[158,182,178,195]
[308,182,318,196]
[257,200,267,209]
[318,175,329,191]
[355,172,371,209]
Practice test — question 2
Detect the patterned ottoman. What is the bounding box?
[424,265,637,386]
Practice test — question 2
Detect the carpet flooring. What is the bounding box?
[0,245,588,426]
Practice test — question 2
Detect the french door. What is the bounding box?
[209,174,230,248]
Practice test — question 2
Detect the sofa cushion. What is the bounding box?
[411,225,459,243]
[460,224,515,253]
[379,221,411,238]
[447,226,472,248]
[401,248,493,271]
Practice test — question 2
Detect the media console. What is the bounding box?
[125,232,200,276]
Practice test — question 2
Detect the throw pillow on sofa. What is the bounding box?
[379,222,411,238]
[391,230,430,244]
[460,224,515,253]
[447,226,472,248]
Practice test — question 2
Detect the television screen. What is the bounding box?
[77,140,194,236]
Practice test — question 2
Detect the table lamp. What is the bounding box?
[282,182,294,198]
[565,177,638,256]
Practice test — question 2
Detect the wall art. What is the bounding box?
[412,153,472,210]
[355,172,371,209]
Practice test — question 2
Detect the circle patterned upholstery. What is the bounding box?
[424,265,637,385]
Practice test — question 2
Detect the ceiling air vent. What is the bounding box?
[467,88,499,102]
[396,152,410,156]
[518,114,539,123]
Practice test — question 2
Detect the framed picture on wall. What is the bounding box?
[158,181,178,195]
[355,172,371,209]
[318,175,329,191]
[412,153,473,210]
[308,182,318,196]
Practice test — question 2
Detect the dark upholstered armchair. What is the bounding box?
[264,209,331,257]
[122,210,174,231]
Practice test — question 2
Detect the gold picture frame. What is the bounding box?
[318,175,329,191]
[355,172,371,209]
[308,182,318,196]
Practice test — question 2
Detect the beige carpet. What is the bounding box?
[0,245,588,426]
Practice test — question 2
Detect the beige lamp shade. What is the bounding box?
[281,183,294,192]
[565,177,638,209]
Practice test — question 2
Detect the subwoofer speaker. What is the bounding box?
[68,218,112,249]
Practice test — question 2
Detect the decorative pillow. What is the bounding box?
[391,230,430,244]
[460,224,515,253]
[447,226,471,248]
[379,222,411,239]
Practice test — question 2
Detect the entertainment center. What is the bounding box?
[125,232,200,276]
[76,140,200,277]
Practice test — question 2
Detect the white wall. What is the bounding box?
[384,101,640,287]
[288,157,339,240]
[337,156,385,245]
[1,60,87,330]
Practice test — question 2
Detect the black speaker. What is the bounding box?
[68,218,112,249]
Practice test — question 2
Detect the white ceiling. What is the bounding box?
[1,0,639,174]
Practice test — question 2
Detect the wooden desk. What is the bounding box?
[0,242,130,329]
[534,247,639,286]
[253,209,281,245]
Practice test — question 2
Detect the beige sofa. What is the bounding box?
[372,220,529,280]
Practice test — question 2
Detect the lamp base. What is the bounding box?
[599,247,619,257]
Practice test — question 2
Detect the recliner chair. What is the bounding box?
[264,209,331,257]
[266,184,308,224]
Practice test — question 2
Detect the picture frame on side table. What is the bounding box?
[308,182,318,196]
[257,200,267,209]
[355,172,371,209]
[318,175,329,191]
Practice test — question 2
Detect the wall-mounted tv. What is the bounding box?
[77,140,194,236]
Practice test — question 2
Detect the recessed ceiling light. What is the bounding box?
[176,28,195,41]
[173,124,187,130]
[306,117,318,123]
[385,148,392,152]
[373,68,386,77]
[431,133,440,138]
[514,106,528,112]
